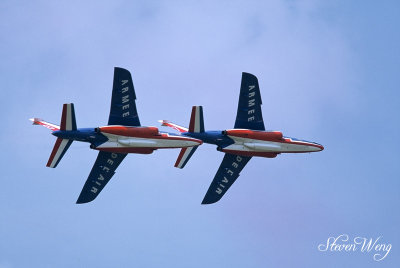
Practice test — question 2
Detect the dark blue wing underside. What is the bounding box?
[202,153,252,204]
[234,72,265,130]
[108,67,141,126]
[76,151,127,204]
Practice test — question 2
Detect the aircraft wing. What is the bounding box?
[108,67,141,126]
[201,153,252,204]
[76,151,127,204]
[234,72,265,130]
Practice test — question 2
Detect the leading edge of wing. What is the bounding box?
[76,151,127,204]
[233,72,265,131]
[107,67,141,127]
[201,153,252,204]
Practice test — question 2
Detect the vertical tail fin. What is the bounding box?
[46,103,77,168]
[188,106,204,133]
[174,106,205,168]
[60,103,77,131]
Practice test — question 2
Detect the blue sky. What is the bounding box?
[0,0,399,267]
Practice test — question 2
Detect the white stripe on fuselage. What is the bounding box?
[97,132,199,149]
[226,135,321,153]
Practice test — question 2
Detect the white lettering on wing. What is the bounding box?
[90,154,120,196]
[122,95,129,103]
[247,85,256,122]
[215,155,245,195]
[120,80,130,118]
[248,99,255,107]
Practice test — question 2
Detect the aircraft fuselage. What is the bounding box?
[184,129,323,158]
[53,126,202,154]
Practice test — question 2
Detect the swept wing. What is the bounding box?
[108,67,141,126]
[234,72,265,131]
[76,151,127,204]
[202,153,252,204]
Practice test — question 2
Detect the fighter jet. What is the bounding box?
[160,72,324,204]
[31,67,202,204]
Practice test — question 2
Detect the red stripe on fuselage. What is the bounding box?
[100,126,159,137]
[100,126,202,145]
[226,129,283,142]
[226,129,323,150]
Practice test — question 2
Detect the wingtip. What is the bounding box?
[114,66,130,73]
[242,72,257,79]
[29,118,40,125]
[76,194,95,204]
[76,198,92,204]
[158,120,169,126]
[201,197,218,205]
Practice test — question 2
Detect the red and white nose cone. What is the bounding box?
[311,144,324,151]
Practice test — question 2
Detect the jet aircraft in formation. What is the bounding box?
[31,68,323,204]
[31,67,202,204]
[160,72,323,204]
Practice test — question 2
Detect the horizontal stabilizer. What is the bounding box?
[158,120,188,133]
[46,138,73,168]
[174,146,199,169]
[29,118,59,131]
